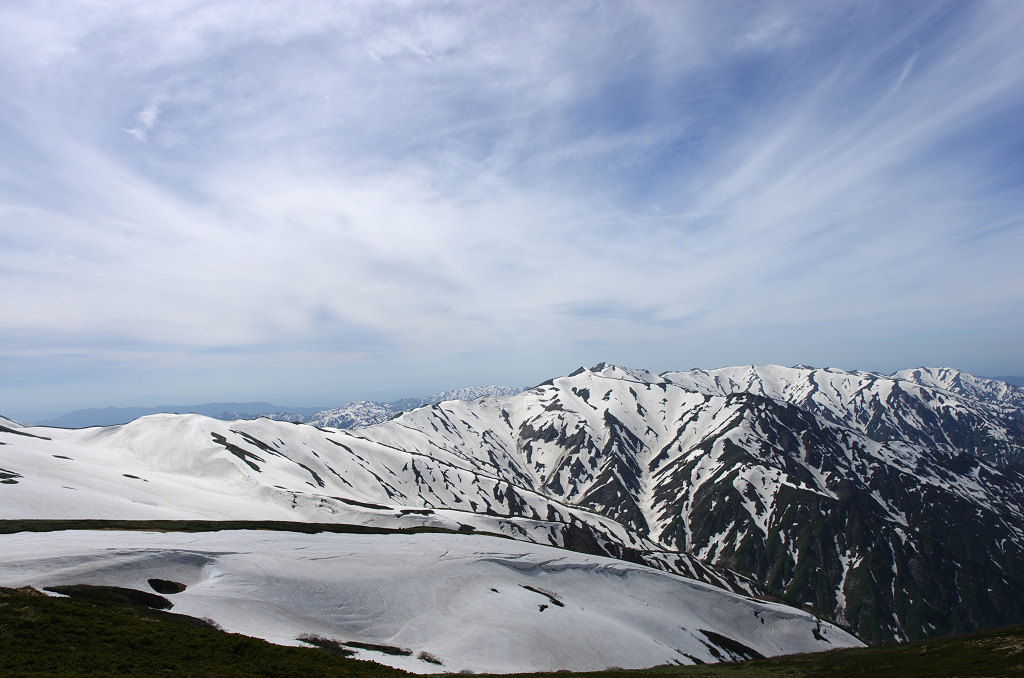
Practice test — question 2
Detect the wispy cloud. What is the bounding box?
[1,1,1023,415]
[124,102,160,141]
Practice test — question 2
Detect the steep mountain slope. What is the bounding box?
[3,364,1024,648]
[346,365,1024,643]
[661,365,1024,464]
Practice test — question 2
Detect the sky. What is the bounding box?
[2,0,1024,420]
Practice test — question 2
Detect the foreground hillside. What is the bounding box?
[2,584,1021,678]
[0,528,856,673]
[3,363,1024,658]
[485,620,1024,678]
[0,585,407,678]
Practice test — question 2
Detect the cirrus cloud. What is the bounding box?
[1,1,1023,417]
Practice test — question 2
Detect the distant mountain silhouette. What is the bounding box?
[35,403,326,428]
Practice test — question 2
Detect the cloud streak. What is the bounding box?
[124,102,160,140]
[1,1,1023,416]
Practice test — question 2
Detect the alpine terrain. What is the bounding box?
[2,364,1024,668]
[296,385,525,429]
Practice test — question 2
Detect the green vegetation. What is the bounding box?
[466,622,1024,678]
[0,586,410,677]
[2,584,1023,677]
[44,584,174,611]
[0,518,486,537]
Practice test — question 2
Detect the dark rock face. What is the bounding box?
[358,365,1024,645]
[148,579,187,594]
[643,395,1024,644]
[11,363,1024,647]
[661,366,1024,465]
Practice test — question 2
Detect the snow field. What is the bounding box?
[0,530,861,674]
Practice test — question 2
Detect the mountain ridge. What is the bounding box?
[3,363,1024,656]
[33,402,327,428]
[659,364,1024,464]
[32,385,524,429]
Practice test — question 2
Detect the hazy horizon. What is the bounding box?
[3,1,1023,419]
[10,364,1024,426]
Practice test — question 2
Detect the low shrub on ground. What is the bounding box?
[461,620,1024,678]
[4,582,1023,678]
[0,586,409,678]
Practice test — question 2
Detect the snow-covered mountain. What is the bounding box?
[31,386,524,429]
[302,400,397,428]
[389,385,526,412]
[35,403,327,428]
[661,364,1024,464]
[894,367,1024,412]
[339,364,1024,643]
[0,409,757,597]
[2,364,1023,654]
[251,385,525,428]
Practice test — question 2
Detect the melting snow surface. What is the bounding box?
[0,530,861,673]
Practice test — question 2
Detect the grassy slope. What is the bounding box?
[0,518,483,536]
[2,586,1023,678]
[472,623,1024,678]
[0,586,410,678]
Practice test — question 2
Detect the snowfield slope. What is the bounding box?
[2,364,1024,649]
[0,530,858,674]
[0,411,758,597]
[0,415,24,428]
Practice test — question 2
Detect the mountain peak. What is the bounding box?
[578,362,662,384]
[4,361,1024,651]
[893,366,1024,410]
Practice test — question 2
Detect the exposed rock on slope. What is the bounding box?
[2,364,1024,647]
[662,365,1024,464]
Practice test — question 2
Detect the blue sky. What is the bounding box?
[2,1,1023,419]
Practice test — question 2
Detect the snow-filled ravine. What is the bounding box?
[0,529,861,673]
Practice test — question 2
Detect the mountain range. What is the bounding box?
[276,385,526,428]
[2,364,1024,669]
[33,385,524,428]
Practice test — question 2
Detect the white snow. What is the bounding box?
[3,361,1022,658]
[0,415,25,428]
[0,529,861,673]
[833,545,862,626]
[663,365,1023,457]
[303,386,526,429]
